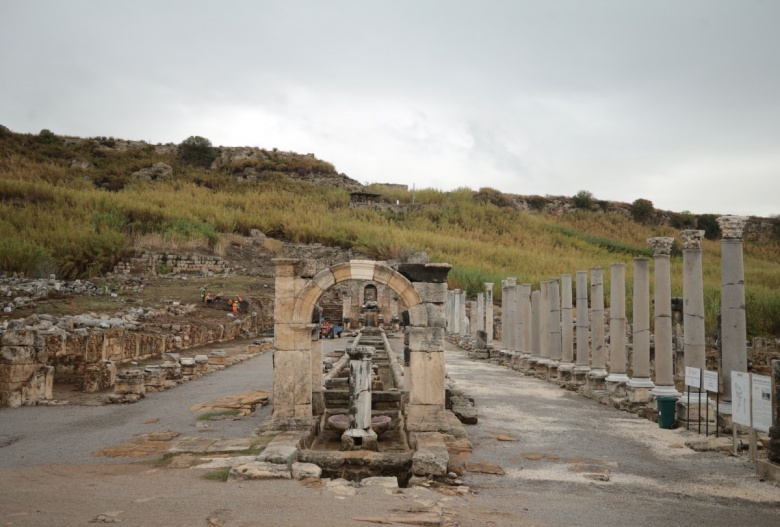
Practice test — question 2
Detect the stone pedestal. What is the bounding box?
[143,365,165,392]
[115,369,145,396]
[180,357,196,377]
[208,349,226,366]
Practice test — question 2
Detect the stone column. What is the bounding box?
[627,258,655,400]
[342,292,352,330]
[311,334,325,416]
[500,280,508,348]
[341,345,378,451]
[530,290,541,364]
[587,267,607,391]
[718,216,748,406]
[476,293,485,333]
[768,359,780,464]
[469,299,478,337]
[451,289,461,336]
[558,274,575,383]
[535,281,551,378]
[548,277,562,379]
[606,264,629,392]
[574,270,590,382]
[484,283,494,346]
[517,283,532,372]
[461,290,469,337]
[271,258,316,430]
[649,237,680,398]
[682,230,707,395]
[404,262,451,433]
[505,278,517,351]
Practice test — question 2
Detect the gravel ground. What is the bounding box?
[0,336,778,527]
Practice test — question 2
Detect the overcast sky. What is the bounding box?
[2,1,778,216]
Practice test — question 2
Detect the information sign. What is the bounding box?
[751,374,772,433]
[703,370,719,393]
[685,367,701,388]
[731,371,751,427]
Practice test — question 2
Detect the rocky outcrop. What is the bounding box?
[130,162,173,182]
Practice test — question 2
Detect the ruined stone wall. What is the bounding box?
[341,281,401,326]
[113,252,230,276]
[0,315,258,407]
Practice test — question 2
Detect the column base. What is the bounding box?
[626,378,654,404]
[535,359,551,380]
[405,404,451,433]
[606,374,629,404]
[650,385,682,398]
[586,369,607,389]
[526,356,541,375]
[571,365,590,386]
[548,360,560,380]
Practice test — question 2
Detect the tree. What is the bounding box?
[178,136,217,168]
[630,198,654,223]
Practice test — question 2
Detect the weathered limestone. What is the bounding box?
[627,258,655,401]
[586,267,607,392]
[476,293,485,333]
[606,264,629,399]
[529,290,541,373]
[558,274,575,384]
[649,237,680,398]
[769,360,780,463]
[484,283,494,346]
[573,271,590,384]
[681,230,708,407]
[341,345,378,451]
[451,288,461,336]
[536,281,551,378]
[469,300,478,337]
[718,216,748,406]
[460,290,469,337]
[548,278,562,379]
[500,281,508,348]
[505,278,517,352]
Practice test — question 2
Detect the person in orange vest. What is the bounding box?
[232,300,238,314]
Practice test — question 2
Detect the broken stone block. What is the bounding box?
[256,444,298,466]
[360,476,399,488]
[180,357,196,377]
[114,369,145,396]
[291,462,322,480]
[194,355,208,373]
[208,349,226,366]
[228,462,292,480]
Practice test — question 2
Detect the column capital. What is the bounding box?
[680,229,704,250]
[717,215,748,239]
[648,237,674,256]
[506,277,517,286]
[484,282,494,292]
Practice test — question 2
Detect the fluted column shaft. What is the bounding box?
[521,284,532,355]
[549,278,562,361]
[628,258,654,387]
[561,275,574,364]
[607,264,628,379]
[484,283,494,345]
[590,268,606,372]
[539,281,550,360]
[531,290,541,358]
[575,271,590,370]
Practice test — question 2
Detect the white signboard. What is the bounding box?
[731,371,751,427]
[703,370,719,393]
[685,367,701,388]
[751,374,772,433]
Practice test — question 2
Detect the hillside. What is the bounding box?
[1,126,779,337]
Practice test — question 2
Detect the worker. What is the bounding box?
[201,288,206,302]
[205,294,212,305]
[232,300,238,314]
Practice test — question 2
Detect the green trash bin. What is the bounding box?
[657,396,678,429]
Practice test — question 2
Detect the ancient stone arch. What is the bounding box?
[270,259,451,432]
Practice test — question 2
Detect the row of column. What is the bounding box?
[498,217,747,408]
[445,283,494,346]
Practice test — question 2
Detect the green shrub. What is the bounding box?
[178,136,218,168]
[526,195,548,211]
[670,210,697,229]
[630,198,654,223]
[37,129,61,145]
[697,214,721,240]
[475,187,515,208]
[572,190,594,210]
